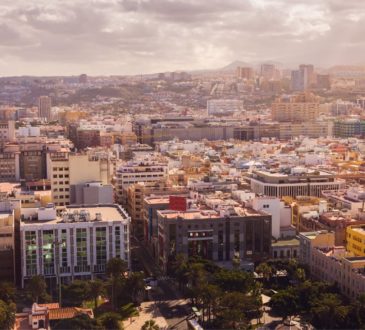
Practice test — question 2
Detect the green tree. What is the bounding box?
[215,292,252,329]
[106,258,128,309]
[120,303,139,320]
[62,280,91,307]
[141,319,160,330]
[88,279,105,309]
[0,300,15,330]
[98,312,122,330]
[26,275,48,303]
[213,269,254,293]
[269,288,300,321]
[125,272,145,304]
[256,262,273,283]
[310,293,349,329]
[200,284,221,323]
[53,313,103,330]
[0,282,15,303]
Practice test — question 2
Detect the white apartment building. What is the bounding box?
[251,169,345,198]
[207,99,243,116]
[115,160,168,205]
[20,204,130,287]
[251,196,292,239]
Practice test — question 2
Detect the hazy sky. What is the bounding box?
[0,0,364,76]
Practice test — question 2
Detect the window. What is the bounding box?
[25,231,37,276]
[96,227,107,265]
[76,228,88,267]
[42,230,55,275]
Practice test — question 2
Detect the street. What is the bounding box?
[131,237,192,330]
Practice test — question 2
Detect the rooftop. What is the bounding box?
[21,204,129,226]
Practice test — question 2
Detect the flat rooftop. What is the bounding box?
[21,204,129,226]
[272,238,299,247]
[159,207,265,220]
[351,226,365,234]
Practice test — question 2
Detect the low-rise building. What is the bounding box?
[157,205,272,272]
[251,168,345,198]
[347,225,365,256]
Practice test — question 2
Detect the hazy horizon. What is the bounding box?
[1,0,365,76]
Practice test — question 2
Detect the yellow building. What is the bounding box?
[347,225,365,256]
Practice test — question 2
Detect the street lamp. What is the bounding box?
[52,240,66,307]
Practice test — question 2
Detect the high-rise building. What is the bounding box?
[291,65,315,91]
[317,74,331,89]
[299,64,315,90]
[271,93,320,122]
[47,152,113,206]
[115,159,168,206]
[79,74,88,84]
[260,64,276,80]
[38,96,52,121]
[236,66,254,80]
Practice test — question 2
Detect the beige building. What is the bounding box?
[0,120,15,146]
[0,204,15,281]
[47,152,113,206]
[38,96,52,121]
[115,159,168,206]
[311,246,365,299]
[298,230,335,267]
[271,93,320,122]
[0,151,20,182]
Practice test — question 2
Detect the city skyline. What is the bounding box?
[1,0,365,76]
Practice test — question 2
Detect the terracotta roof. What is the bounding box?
[38,303,60,310]
[49,307,93,320]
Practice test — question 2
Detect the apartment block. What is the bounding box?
[347,225,365,256]
[20,204,130,287]
[271,93,320,122]
[48,152,113,206]
[115,159,168,206]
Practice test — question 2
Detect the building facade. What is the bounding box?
[20,204,130,287]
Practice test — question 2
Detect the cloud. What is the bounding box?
[0,0,364,75]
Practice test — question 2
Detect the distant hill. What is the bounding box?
[220,61,251,71]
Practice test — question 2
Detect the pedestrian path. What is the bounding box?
[122,301,169,330]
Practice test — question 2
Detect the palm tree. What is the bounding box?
[26,275,47,303]
[255,263,273,284]
[141,319,160,330]
[0,300,15,330]
[88,279,105,309]
[106,258,128,309]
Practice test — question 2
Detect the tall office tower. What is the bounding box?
[291,70,302,91]
[260,63,276,80]
[291,65,315,91]
[317,74,331,89]
[299,64,315,90]
[79,74,88,84]
[236,66,254,80]
[38,96,52,121]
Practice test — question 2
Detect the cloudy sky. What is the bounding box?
[0,0,364,76]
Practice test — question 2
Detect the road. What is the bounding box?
[131,237,191,330]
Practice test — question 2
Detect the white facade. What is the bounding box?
[207,99,243,116]
[20,205,130,287]
[251,197,291,238]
